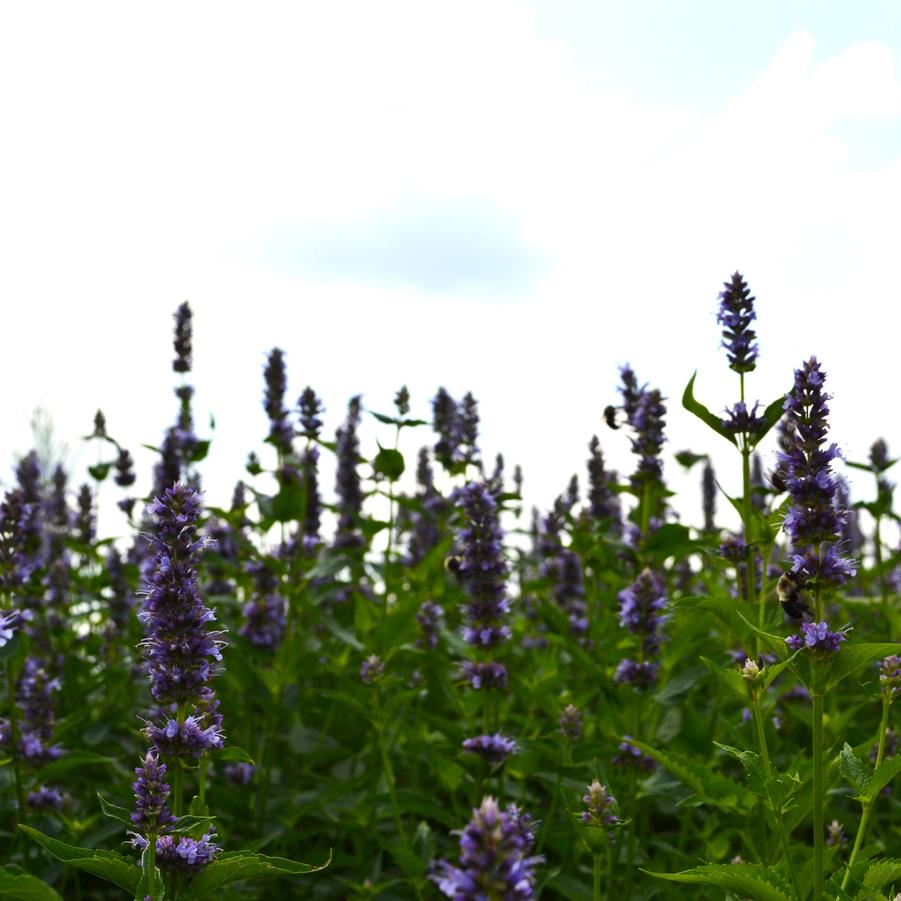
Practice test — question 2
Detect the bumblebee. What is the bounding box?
[603,405,620,430]
[444,555,463,577]
[777,571,812,620]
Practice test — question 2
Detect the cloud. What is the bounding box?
[257,197,547,295]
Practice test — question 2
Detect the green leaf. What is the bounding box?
[861,858,901,892]
[373,446,405,481]
[18,825,140,894]
[714,742,768,799]
[135,844,164,901]
[0,865,64,900]
[0,631,23,662]
[189,440,211,463]
[88,463,112,481]
[216,746,255,765]
[750,395,788,449]
[271,481,304,522]
[626,738,754,811]
[826,643,901,691]
[674,450,708,469]
[839,743,872,798]
[681,371,736,446]
[172,813,218,834]
[644,863,791,900]
[866,755,901,801]
[185,849,331,898]
[97,792,132,826]
[37,751,115,782]
[700,657,747,701]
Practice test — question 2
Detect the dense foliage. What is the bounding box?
[1,274,899,900]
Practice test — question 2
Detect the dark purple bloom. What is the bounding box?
[779,358,856,591]
[458,392,480,465]
[432,387,461,471]
[716,272,758,373]
[722,400,765,436]
[826,820,848,850]
[870,438,891,472]
[103,548,135,644]
[132,831,220,874]
[618,365,644,421]
[613,737,656,771]
[431,796,542,899]
[416,600,444,650]
[720,535,747,564]
[702,459,716,531]
[559,704,582,741]
[334,396,364,550]
[452,482,510,648]
[75,484,95,545]
[395,384,411,417]
[629,388,667,488]
[0,489,38,592]
[617,568,666,652]
[139,484,226,711]
[225,762,255,785]
[587,436,622,532]
[360,654,384,685]
[144,715,224,758]
[16,658,64,763]
[581,780,619,834]
[240,561,285,649]
[614,658,659,688]
[784,621,848,653]
[263,348,293,455]
[298,386,324,439]
[27,785,63,811]
[0,607,30,648]
[172,302,192,374]
[879,655,901,700]
[114,447,136,488]
[130,751,176,835]
[462,734,517,763]
[460,660,508,690]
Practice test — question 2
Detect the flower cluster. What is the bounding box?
[452,482,510,648]
[462,734,517,763]
[587,435,622,533]
[716,271,758,373]
[779,358,856,591]
[139,484,226,709]
[415,599,444,650]
[785,621,848,654]
[613,737,656,771]
[431,796,542,899]
[334,396,364,550]
[559,704,582,741]
[580,780,619,844]
[879,655,901,702]
[172,301,192,374]
[263,347,293,455]
[360,654,384,685]
[460,660,508,691]
[240,561,286,650]
[130,751,176,837]
[721,400,765,436]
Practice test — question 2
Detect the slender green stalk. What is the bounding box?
[375,690,406,845]
[751,698,803,901]
[841,698,891,890]
[812,692,825,901]
[593,852,602,901]
[624,694,643,899]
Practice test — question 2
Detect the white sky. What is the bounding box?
[1,2,899,542]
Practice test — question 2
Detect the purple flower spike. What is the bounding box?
[779,358,857,592]
[460,660,508,691]
[28,785,64,811]
[462,734,517,763]
[130,751,176,835]
[452,482,511,649]
[716,272,758,373]
[430,796,543,899]
[581,780,619,842]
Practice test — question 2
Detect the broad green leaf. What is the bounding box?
[373,446,405,481]
[682,371,736,446]
[97,792,132,826]
[216,746,255,765]
[271,482,305,522]
[37,751,115,782]
[0,865,63,901]
[185,849,331,898]
[644,863,791,900]
[700,656,747,701]
[87,463,112,481]
[862,858,901,892]
[714,742,768,798]
[189,439,211,462]
[18,825,140,894]
[839,743,872,798]
[866,755,901,800]
[826,643,901,691]
[627,738,754,811]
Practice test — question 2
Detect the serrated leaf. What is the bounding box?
[840,743,872,797]
[644,863,791,900]
[826,643,901,691]
[700,657,748,701]
[714,742,768,798]
[866,755,901,800]
[0,865,64,900]
[626,738,753,811]
[862,858,901,891]
[185,849,331,898]
[18,825,140,893]
[97,792,132,825]
[682,371,737,446]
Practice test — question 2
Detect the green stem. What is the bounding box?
[841,699,891,891]
[751,698,803,901]
[376,690,406,845]
[812,693,825,901]
[593,852,602,901]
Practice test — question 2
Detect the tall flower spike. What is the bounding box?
[702,459,716,531]
[779,358,856,592]
[452,482,510,648]
[431,797,543,899]
[172,302,193,374]
[716,272,758,373]
[140,484,226,712]
[334,396,364,550]
[263,348,293,455]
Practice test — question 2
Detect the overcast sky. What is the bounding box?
[1,1,899,542]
